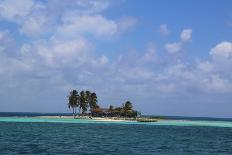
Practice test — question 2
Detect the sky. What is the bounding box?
[0,0,232,118]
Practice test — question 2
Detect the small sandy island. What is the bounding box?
[37,116,135,122]
[37,116,161,122]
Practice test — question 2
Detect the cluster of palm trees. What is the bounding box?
[68,90,140,118]
[68,90,99,117]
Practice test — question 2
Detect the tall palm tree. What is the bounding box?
[85,90,91,111]
[89,92,98,115]
[75,91,80,115]
[80,91,88,114]
[68,90,79,118]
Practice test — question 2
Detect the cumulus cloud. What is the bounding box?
[0,1,120,101]
[208,41,232,77]
[0,0,135,38]
[36,38,91,67]
[57,14,137,38]
[165,28,192,53]
[1,0,232,115]
[58,14,118,37]
[210,41,232,59]
[110,38,232,95]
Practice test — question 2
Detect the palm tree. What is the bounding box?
[75,91,80,115]
[123,101,133,117]
[68,90,79,118]
[89,92,98,115]
[85,90,91,111]
[80,91,88,114]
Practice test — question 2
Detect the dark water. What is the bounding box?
[1,122,232,155]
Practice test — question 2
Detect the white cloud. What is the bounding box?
[165,28,192,53]
[180,29,192,42]
[0,0,138,40]
[0,51,31,76]
[0,31,32,93]
[165,42,182,54]
[159,24,169,35]
[58,14,118,37]
[76,0,111,14]
[0,0,34,22]
[196,61,213,73]
[157,62,232,94]
[27,37,92,68]
[0,0,132,38]
[57,14,137,38]
[203,75,230,93]
[210,41,232,59]
[20,15,49,36]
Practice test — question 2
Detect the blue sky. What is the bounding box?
[0,0,232,118]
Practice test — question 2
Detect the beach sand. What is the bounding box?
[37,116,132,122]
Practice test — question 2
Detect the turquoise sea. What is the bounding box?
[0,113,232,154]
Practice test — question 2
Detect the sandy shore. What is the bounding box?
[37,116,133,122]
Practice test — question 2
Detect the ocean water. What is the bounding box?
[0,113,232,154]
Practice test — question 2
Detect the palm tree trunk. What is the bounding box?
[72,108,75,118]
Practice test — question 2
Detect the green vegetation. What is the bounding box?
[103,101,140,118]
[68,89,140,118]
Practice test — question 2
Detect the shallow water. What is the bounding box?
[1,117,232,128]
[1,117,232,154]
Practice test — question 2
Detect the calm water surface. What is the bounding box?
[1,121,232,155]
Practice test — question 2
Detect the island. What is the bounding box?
[66,89,161,122]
